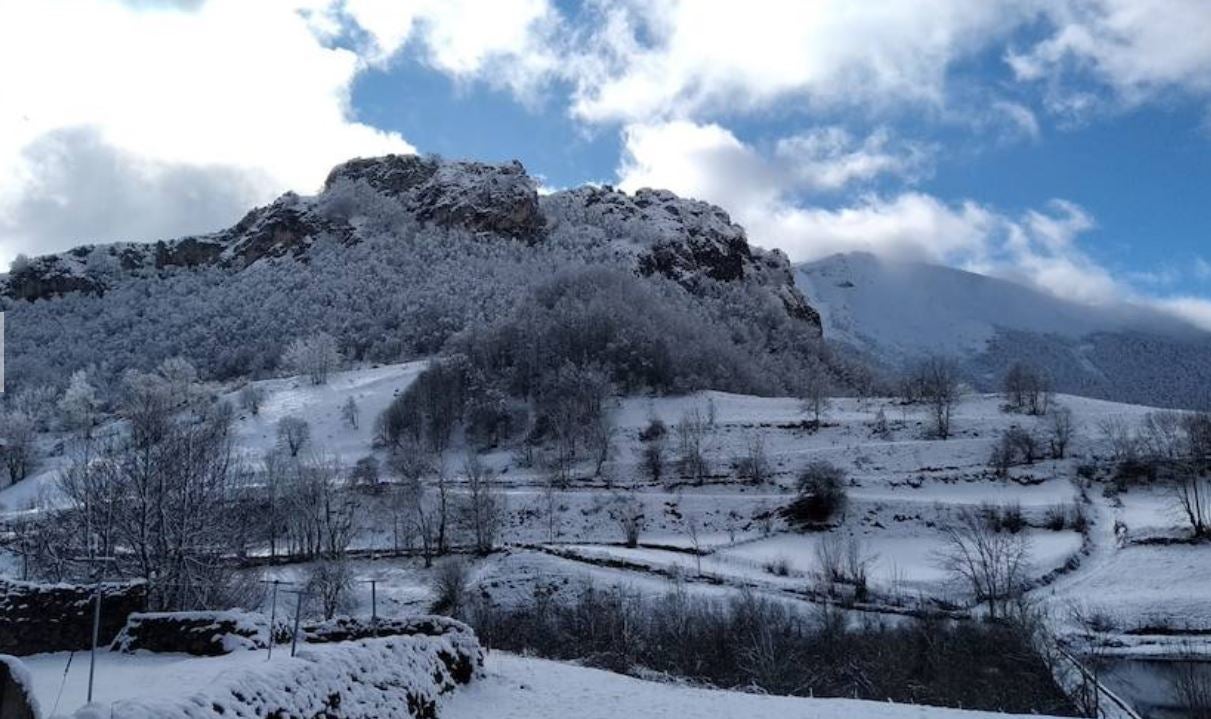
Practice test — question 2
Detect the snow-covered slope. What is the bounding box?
[796,252,1211,408]
[797,252,1194,358]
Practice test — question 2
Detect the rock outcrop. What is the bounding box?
[2,154,818,332]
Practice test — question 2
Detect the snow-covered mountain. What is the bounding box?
[796,252,1211,409]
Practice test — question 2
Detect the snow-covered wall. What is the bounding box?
[0,580,145,656]
[0,654,39,719]
[71,631,484,719]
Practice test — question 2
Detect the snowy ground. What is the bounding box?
[5,362,1209,714]
[21,647,299,717]
[441,652,1069,719]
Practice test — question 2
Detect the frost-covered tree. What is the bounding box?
[58,370,100,435]
[0,411,37,484]
[282,332,342,385]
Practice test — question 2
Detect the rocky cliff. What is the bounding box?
[3,154,819,333]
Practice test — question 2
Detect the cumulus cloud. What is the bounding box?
[568,1,1042,122]
[1009,0,1211,114]
[340,0,562,99]
[615,118,1197,316]
[0,0,415,265]
[0,128,271,258]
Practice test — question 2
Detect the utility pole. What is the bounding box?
[76,555,117,705]
[266,580,279,660]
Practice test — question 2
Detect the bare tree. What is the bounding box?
[282,332,342,385]
[1049,406,1076,459]
[682,511,704,576]
[277,415,310,457]
[640,438,666,484]
[675,408,710,484]
[1171,474,1210,538]
[239,384,266,416]
[735,433,770,484]
[1003,362,1051,415]
[341,396,360,429]
[936,508,1031,620]
[305,558,354,620]
[608,492,646,548]
[802,374,831,425]
[462,454,504,554]
[1098,416,1138,462]
[917,357,961,439]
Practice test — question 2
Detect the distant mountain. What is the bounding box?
[796,252,1211,410]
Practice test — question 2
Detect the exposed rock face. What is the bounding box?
[326,154,544,240]
[2,154,818,332]
[545,185,821,332]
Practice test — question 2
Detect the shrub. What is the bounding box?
[430,558,472,618]
[638,417,667,442]
[784,462,848,526]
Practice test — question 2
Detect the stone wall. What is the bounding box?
[0,579,146,656]
[111,610,289,656]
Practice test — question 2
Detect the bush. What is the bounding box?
[784,462,848,526]
[638,418,667,442]
[430,558,472,618]
[464,584,1075,715]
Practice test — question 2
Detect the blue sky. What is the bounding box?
[2,1,1210,325]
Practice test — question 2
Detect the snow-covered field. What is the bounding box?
[4,361,1209,715]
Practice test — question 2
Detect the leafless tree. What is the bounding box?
[462,454,504,554]
[1003,362,1051,415]
[917,356,961,439]
[802,374,831,424]
[682,511,704,576]
[735,433,770,484]
[675,408,710,483]
[305,558,354,620]
[341,396,360,429]
[608,492,646,548]
[277,415,310,457]
[1097,416,1138,462]
[640,438,666,484]
[936,508,1031,620]
[1049,406,1076,459]
[239,384,266,416]
[1171,474,1210,538]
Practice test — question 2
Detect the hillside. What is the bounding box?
[796,252,1211,409]
[0,154,828,398]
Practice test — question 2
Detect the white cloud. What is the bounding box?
[568,1,1042,122]
[1009,0,1211,112]
[614,118,1191,313]
[341,0,562,99]
[774,128,931,191]
[0,0,414,265]
[1154,297,1211,331]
